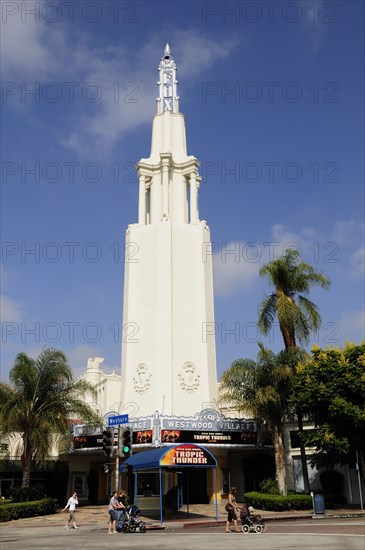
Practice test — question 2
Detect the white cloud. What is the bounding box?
[66,344,104,377]
[300,0,329,57]
[2,17,237,157]
[270,223,314,256]
[213,219,365,297]
[0,294,24,322]
[62,29,236,157]
[349,247,365,280]
[66,345,120,377]
[212,222,326,298]
[213,241,260,296]
[1,10,52,79]
[337,311,365,344]
[332,220,365,244]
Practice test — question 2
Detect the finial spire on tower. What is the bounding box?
[157,43,179,114]
[164,43,171,57]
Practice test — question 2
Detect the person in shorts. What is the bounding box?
[62,491,79,530]
[108,491,119,533]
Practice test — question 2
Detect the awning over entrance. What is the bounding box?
[122,444,217,472]
[120,444,218,524]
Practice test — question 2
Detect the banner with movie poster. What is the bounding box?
[160,444,216,467]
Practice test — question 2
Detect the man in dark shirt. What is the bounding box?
[118,490,127,508]
[116,490,127,527]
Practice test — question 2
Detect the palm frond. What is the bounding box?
[258,294,277,335]
[258,248,329,349]
[296,295,322,331]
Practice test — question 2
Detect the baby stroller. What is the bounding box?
[239,505,266,533]
[120,505,146,533]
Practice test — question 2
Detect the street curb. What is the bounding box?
[162,512,365,529]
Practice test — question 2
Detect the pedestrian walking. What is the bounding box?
[225,486,241,533]
[62,491,79,530]
[108,491,119,534]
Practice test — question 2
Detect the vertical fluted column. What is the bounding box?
[190,171,198,224]
[138,174,146,224]
[162,158,170,218]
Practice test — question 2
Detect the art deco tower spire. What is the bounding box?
[120,45,217,418]
[157,43,179,114]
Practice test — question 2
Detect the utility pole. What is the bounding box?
[115,425,122,492]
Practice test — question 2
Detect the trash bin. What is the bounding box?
[313,494,325,515]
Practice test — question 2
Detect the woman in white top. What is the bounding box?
[62,491,79,530]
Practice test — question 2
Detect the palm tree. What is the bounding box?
[219,346,293,495]
[258,248,330,492]
[0,348,99,491]
[258,249,330,349]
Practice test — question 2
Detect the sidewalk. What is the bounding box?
[1,503,364,532]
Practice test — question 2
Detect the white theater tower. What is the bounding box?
[121,44,217,418]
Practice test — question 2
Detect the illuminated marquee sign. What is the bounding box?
[73,433,117,450]
[161,409,256,433]
[161,430,257,445]
[133,430,153,444]
[160,444,216,466]
[73,434,103,450]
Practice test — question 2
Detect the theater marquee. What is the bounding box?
[161,430,257,445]
[160,444,216,466]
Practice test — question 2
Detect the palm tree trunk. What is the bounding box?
[281,326,296,350]
[21,435,32,492]
[283,337,310,493]
[273,427,287,496]
[22,461,31,496]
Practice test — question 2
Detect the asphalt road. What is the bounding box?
[1,519,364,550]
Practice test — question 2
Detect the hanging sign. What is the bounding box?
[160,444,216,467]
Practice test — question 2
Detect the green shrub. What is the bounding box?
[0,498,58,522]
[244,491,312,511]
[259,478,280,495]
[10,484,47,502]
[0,507,11,521]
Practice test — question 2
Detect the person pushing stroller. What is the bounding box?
[224,487,241,533]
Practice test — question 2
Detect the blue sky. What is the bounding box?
[1,0,364,381]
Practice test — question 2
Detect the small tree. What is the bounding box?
[219,346,293,495]
[0,348,99,491]
[291,343,365,475]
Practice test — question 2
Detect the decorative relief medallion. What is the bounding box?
[133,363,151,394]
[178,362,200,393]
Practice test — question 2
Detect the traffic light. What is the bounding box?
[121,428,132,459]
[102,429,113,457]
